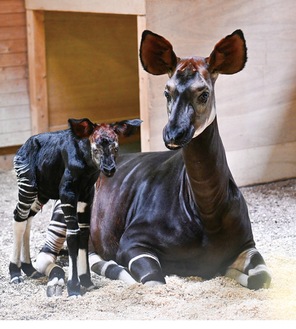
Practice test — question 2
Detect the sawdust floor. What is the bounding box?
[0,169,295,322]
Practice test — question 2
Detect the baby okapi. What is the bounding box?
[10,117,141,296]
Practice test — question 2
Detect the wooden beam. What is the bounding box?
[25,0,146,15]
[26,10,48,134]
[137,14,150,152]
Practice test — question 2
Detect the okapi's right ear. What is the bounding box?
[113,119,142,137]
[68,118,95,138]
[140,30,178,76]
[206,29,247,75]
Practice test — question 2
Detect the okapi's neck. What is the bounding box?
[182,118,231,231]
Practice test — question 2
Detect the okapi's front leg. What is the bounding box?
[118,242,166,286]
[77,200,95,291]
[60,176,81,297]
[225,248,272,290]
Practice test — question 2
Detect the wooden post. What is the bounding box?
[26,10,48,134]
[137,14,150,152]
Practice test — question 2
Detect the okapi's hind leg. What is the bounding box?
[225,248,271,290]
[10,161,43,283]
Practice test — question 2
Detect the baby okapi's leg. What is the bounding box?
[61,200,80,297]
[225,248,272,290]
[34,200,67,297]
[10,161,41,283]
[76,201,95,291]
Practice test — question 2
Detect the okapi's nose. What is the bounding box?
[101,158,116,177]
[163,126,188,149]
[102,165,116,177]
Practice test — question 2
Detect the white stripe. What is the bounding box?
[128,253,160,272]
[62,204,75,208]
[66,229,80,235]
[77,202,88,213]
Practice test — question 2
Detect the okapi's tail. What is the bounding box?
[89,253,136,284]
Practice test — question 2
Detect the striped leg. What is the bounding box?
[127,253,165,286]
[89,252,136,284]
[77,201,95,291]
[117,245,165,286]
[10,161,42,283]
[61,201,80,297]
[225,248,272,290]
[33,200,67,297]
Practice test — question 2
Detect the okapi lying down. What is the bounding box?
[86,30,271,290]
[10,118,141,296]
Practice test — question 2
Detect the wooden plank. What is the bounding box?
[0,13,26,27]
[26,10,48,134]
[0,79,28,94]
[0,0,25,14]
[0,26,26,40]
[0,91,29,107]
[0,66,28,81]
[0,105,30,120]
[0,130,31,147]
[0,53,27,67]
[227,141,296,187]
[25,0,146,15]
[0,39,27,54]
[0,116,30,134]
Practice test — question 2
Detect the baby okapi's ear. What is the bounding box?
[68,118,95,138]
[113,119,142,137]
[140,30,178,76]
[206,29,247,75]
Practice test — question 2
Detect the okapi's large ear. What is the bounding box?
[206,29,247,75]
[68,118,95,138]
[140,30,178,76]
[113,119,142,137]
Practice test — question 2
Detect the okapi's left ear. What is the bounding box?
[68,118,95,138]
[206,29,247,75]
[140,30,178,76]
[113,119,142,137]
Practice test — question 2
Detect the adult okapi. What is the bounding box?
[74,30,270,290]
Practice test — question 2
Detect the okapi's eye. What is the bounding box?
[198,91,209,104]
[164,90,172,102]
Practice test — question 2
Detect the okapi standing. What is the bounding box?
[88,30,271,289]
[9,118,141,296]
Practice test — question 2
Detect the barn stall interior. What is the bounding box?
[0,0,295,321]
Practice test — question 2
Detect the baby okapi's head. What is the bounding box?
[68,118,142,177]
[140,29,247,150]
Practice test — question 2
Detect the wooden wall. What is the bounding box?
[44,12,140,132]
[0,0,30,169]
[144,0,296,185]
[2,0,296,186]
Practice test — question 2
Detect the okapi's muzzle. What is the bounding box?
[163,123,195,150]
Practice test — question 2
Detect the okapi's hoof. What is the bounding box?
[9,262,23,284]
[46,266,65,297]
[47,277,65,297]
[21,262,43,279]
[247,265,272,290]
[79,273,96,291]
[67,279,81,297]
[10,275,24,284]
